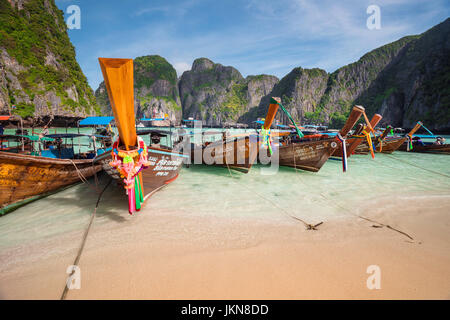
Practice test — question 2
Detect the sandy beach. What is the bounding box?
[1,188,449,300]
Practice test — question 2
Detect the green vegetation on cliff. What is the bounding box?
[140,93,181,111]
[134,55,177,89]
[0,0,98,117]
[221,82,248,116]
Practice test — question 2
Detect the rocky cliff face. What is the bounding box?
[239,35,419,128]
[0,0,99,122]
[355,18,450,130]
[4,1,446,131]
[95,55,182,124]
[241,18,449,131]
[178,58,278,125]
[239,67,328,125]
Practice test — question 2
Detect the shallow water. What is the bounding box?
[1,127,449,251]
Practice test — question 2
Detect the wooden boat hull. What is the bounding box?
[398,142,450,154]
[278,138,338,172]
[375,137,406,153]
[353,137,406,154]
[96,147,186,203]
[277,105,364,171]
[353,143,370,154]
[331,137,361,157]
[191,135,259,173]
[0,151,102,214]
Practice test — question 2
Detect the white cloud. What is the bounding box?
[172,62,191,77]
[78,0,450,89]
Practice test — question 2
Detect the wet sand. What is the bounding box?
[1,193,449,300]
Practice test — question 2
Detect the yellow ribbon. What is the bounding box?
[363,131,375,159]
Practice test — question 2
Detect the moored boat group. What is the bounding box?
[1,58,448,215]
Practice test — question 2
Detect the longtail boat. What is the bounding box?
[331,113,382,158]
[397,125,450,154]
[269,97,364,172]
[398,142,450,154]
[365,122,423,154]
[0,120,104,215]
[0,152,102,215]
[189,100,280,173]
[96,58,187,214]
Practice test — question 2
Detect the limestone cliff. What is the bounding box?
[0,0,98,122]
[355,18,450,130]
[179,58,278,125]
[241,18,449,131]
[95,55,182,124]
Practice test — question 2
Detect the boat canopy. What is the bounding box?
[79,116,114,126]
[413,134,437,139]
[137,129,173,136]
[0,134,54,141]
[320,132,338,136]
[46,133,86,139]
[140,118,166,121]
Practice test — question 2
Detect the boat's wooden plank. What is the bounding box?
[0,151,101,210]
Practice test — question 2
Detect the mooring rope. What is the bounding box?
[69,159,89,184]
[60,177,112,300]
[69,159,101,193]
[224,157,321,230]
[289,156,416,241]
[385,153,450,178]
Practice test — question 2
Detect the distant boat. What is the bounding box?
[355,122,423,154]
[398,141,450,154]
[331,113,383,158]
[188,102,279,173]
[397,125,450,154]
[263,98,364,172]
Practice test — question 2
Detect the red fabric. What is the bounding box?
[0,116,11,121]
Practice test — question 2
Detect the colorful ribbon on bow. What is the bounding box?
[260,126,273,155]
[110,136,150,214]
[406,135,413,151]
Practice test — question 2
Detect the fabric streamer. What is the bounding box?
[134,176,141,211]
[260,126,273,155]
[110,136,150,214]
[360,112,376,158]
[128,186,136,214]
[377,138,383,153]
[364,131,375,158]
[274,100,304,139]
[406,135,413,151]
[336,133,347,172]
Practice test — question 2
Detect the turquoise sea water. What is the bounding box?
[0,128,449,250]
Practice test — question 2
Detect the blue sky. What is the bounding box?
[55,0,450,90]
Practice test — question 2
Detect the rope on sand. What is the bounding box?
[60,177,112,300]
